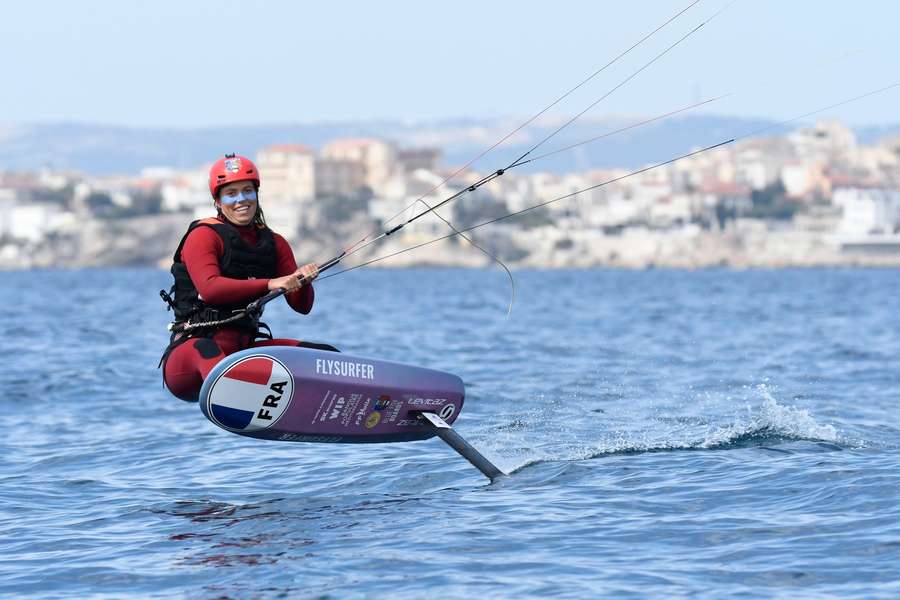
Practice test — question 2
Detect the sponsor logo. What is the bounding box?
[374,395,391,411]
[407,397,448,406]
[386,398,403,423]
[207,355,293,432]
[315,358,375,380]
[328,395,346,420]
[353,397,371,426]
[439,404,456,420]
[224,157,242,173]
[365,412,382,429]
[316,391,367,428]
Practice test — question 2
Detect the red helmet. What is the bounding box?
[208,153,260,199]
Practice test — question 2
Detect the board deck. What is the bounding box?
[199,346,465,443]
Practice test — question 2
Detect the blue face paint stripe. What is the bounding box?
[219,189,258,205]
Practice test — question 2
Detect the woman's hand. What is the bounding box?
[296,262,319,284]
[267,263,319,292]
[267,273,300,292]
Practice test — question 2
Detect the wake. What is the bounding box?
[484,385,847,475]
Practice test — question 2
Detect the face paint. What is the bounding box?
[219,188,258,205]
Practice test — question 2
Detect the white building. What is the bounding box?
[790,120,857,161]
[648,193,694,226]
[581,189,642,228]
[734,146,777,190]
[0,202,76,242]
[834,187,900,235]
[160,169,209,212]
[780,163,813,198]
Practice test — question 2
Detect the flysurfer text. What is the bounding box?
[315,358,375,380]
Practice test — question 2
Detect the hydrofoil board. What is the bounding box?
[199,346,464,443]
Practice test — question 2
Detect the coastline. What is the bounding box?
[3,213,900,271]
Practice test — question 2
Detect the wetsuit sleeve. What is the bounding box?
[181,226,270,304]
[274,233,315,315]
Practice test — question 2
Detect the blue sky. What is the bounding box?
[4,0,898,128]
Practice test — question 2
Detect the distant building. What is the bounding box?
[257,144,316,202]
[397,148,441,173]
[160,169,209,212]
[789,120,857,162]
[368,192,448,241]
[780,162,821,200]
[834,187,900,235]
[0,172,43,204]
[649,193,697,226]
[380,168,447,200]
[321,138,396,194]
[256,144,316,237]
[734,142,789,190]
[0,201,76,242]
[879,134,900,163]
[314,157,366,198]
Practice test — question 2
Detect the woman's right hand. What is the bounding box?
[267,267,309,293]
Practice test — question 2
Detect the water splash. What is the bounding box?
[489,384,844,474]
[698,385,838,449]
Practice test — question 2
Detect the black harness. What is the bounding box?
[159,219,278,363]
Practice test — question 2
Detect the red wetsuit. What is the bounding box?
[162,218,319,401]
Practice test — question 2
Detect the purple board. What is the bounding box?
[198,346,465,443]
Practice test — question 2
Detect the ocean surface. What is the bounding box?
[2,268,899,598]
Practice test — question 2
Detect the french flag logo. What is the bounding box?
[206,355,294,432]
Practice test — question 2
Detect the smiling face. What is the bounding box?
[216,180,259,226]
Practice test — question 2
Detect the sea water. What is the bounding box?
[1,268,898,598]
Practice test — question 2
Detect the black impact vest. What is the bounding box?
[168,218,278,329]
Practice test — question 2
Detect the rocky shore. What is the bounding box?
[2,213,900,271]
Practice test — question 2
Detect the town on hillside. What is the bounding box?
[2,121,900,270]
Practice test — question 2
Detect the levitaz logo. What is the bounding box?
[407,398,447,406]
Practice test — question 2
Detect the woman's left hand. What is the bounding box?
[296,262,319,285]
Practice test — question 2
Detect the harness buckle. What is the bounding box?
[159,289,176,312]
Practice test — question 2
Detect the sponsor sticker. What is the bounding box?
[386,399,403,423]
[439,404,456,420]
[374,395,391,411]
[206,355,293,433]
[327,395,347,421]
[353,397,372,426]
[365,412,382,429]
[224,157,242,173]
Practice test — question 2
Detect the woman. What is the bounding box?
[161,153,335,402]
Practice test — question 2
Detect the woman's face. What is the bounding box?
[216,180,258,226]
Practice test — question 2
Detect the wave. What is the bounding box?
[695,389,839,450]
[490,385,847,475]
